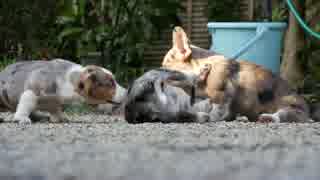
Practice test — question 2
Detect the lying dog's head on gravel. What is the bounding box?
[76,65,126,105]
[124,67,217,124]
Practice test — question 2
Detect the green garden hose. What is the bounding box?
[285,0,320,39]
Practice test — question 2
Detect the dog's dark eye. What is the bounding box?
[109,79,115,87]
[87,69,93,73]
[160,81,165,91]
[90,74,97,82]
[78,82,84,90]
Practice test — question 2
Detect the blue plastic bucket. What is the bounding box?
[207,22,287,74]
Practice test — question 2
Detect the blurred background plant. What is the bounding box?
[0,56,16,71]
[272,3,288,21]
[288,0,320,103]
[208,0,241,21]
[0,0,181,85]
[0,0,59,60]
[56,0,182,85]
[0,0,319,94]
[298,22,320,103]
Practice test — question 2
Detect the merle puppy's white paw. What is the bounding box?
[258,113,280,123]
[14,116,32,125]
[235,115,249,122]
[196,112,210,123]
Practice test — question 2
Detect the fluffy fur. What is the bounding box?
[0,59,126,124]
[124,68,216,123]
[162,26,313,123]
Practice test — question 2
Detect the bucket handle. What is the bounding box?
[229,25,270,60]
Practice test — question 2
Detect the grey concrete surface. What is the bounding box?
[0,112,320,180]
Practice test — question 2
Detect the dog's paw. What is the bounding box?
[196,112,210,123]
[257,114,280,123]
[14,116,32,125]
[235,115,249,122]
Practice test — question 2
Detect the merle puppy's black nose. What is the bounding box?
[89,74,97,82]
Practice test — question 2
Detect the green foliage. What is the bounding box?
[0,56,16,71]
[298,22,320,102]
[272,6,288,22]
[316,24,320,32]
[56,0,182,84]
[0,0,59,59]
[0,0,181,84]
[56,0,110,59]
[295,0,320,101]
[208,0,241,21]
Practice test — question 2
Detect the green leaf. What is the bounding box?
[315,23,320,32]
[56,15,76,25]
[77,0,86,17]
[95,24,110,34]
[72,0,78,15]
[58,0,76,17]
[57,27,84,42]
[100,0,106,13]
[81,29,93,42]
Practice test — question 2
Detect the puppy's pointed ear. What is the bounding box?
[172,26,192,62]
[199,64,212,82]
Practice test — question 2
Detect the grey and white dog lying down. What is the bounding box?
[0,59,127,124]
[124,67,230,123]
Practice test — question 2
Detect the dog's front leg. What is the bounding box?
[193,97,234,122]
[204,75,237,122]
[258,107,312,123]
[258,95,312,123]
[14,90,39,124]
[209,101,233,121]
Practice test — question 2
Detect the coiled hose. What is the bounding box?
[285,0,320,39]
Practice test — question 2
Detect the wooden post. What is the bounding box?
[248,0,255,20]
[280,0,305,89]
[187,0,193,39]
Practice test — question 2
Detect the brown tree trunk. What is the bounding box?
[280,0,305,89]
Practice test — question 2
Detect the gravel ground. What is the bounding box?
[0,112,320,180]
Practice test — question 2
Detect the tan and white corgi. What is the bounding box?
[162,26,312,123]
